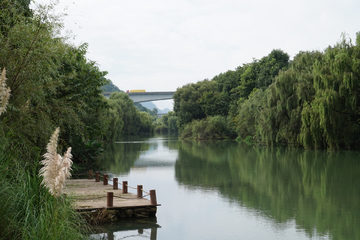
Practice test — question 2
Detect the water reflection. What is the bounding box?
[96,136,360,239]
[98,137,152,174]
[90,218,160,240]
[175,141,360,240]
[98,135,178,174]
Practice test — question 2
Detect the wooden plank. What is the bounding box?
[65,179,160,210]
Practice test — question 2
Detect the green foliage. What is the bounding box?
[243,135,254,144]
[138,111,154,133]
[234,33,360,150]
[108,92,140,135]
[235,49,290,100]
[0,2,116,237]
[134,102,157,117]
[101,96,124,141]
[257,51,323,146]
[154,111,178,133]
[173,49,290,134]
[299,35,360,149]
[180,115,233,139]
[0,2,65,160]
[103,92,155,139]
[101,79,122,92]
[168,115,179,132]
[235,88,266,141]
[0,2,109,162]
[0,0,33,36]
[0,141,88,239]
[173,33,360,149]
[55,44,109,153]
[173,81,210,126]
[70,138,104,164]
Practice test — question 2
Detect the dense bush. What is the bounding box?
[180,116,234,139]
[154,111,178,133]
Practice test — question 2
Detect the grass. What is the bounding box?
[0,140,90,240]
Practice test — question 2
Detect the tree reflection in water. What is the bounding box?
[175,141,360,240]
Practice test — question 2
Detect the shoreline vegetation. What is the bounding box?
[0,0,156,238]
[174,33,360,150]
[0,1,136,239]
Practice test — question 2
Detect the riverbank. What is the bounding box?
[0,156,89,239]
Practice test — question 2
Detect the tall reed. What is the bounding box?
[0,68,11,116]
[0,132,89,239]
[39,127,73,197]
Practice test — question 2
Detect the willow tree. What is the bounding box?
[235,88,266,141]
[257,51,323,146]
[108,92,141,135]
[300,33,360,149]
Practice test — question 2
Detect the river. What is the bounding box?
[90,134,360,240]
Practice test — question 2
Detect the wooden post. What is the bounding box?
[137,185,143,198]
[150,227,157,240]
[150,190,157,205]
[95,171,100,182]
[107,192,113,207]
[113,178,118,190]
[123,181,128,194]
[138,229,144,234]
[103,174,108,185]
[88,169,93,179]
[107,232,114,240]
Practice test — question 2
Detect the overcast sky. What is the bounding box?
[33,0,360,109]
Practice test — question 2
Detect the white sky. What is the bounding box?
[33,0,360,109]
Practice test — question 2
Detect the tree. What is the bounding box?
[109,92,141,135]
[102,79,122,92]
[235,88,266,141]
[152,108,158,115]
[300,34,360,149]
[138,112,154,133]
[257,51,322,145]
[0,1,68,160]
[173,82,207,127]
[0,2,110,162]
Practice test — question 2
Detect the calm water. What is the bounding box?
[91,135,360,240]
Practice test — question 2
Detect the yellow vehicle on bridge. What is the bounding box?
[126,90,146,93]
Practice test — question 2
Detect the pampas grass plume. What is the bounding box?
[39,127,73,197]
[63,147,73,179]
[0,68,11,116]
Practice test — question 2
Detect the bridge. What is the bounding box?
[103,91,175,103]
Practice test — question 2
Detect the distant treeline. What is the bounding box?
[102,79,122,92]
[174,33,360,150]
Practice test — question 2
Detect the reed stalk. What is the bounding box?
[39,127,73,197]
[0,68,11,116]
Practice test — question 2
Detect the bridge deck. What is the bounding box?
[102,91,175,103]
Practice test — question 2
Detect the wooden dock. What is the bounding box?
[65,177,160,222]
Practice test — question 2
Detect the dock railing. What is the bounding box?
[86,170,157,207]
